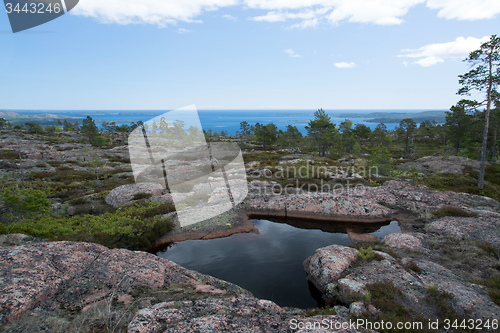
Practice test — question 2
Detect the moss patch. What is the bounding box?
[432,206,477,217]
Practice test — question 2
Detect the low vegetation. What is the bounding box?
[354,280,473,333]
[356,247,385,261]
[432,206,477,217]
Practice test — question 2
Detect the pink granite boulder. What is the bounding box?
[303,245,358,294]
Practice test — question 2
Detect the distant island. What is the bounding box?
[0,110,81,126]
[333,110,446,124]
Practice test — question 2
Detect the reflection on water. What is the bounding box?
[157,220,401,309]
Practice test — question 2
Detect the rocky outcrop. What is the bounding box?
[0,240,249,325]
[428,216,500,247]
[303,241,500,320]
[128,296,370,333]
[415,259,499,317]
[247,192,395,222]
[104,182,166,207]
[397,155,483,175]
[0,239,374,333]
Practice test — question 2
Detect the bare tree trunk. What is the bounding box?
[479,111,490,188]
[493,124,498,163]
[478,56,494,189]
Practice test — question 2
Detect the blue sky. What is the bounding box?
[0,0,498,110]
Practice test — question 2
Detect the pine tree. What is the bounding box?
[81,116,99,145]
[458,35,500,188]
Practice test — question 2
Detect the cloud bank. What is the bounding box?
[399,36,491,67]
[71,0,500,27]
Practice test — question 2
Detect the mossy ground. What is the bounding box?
[420,165,500,202]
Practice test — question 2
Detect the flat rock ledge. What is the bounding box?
[246,192,395,222]
[0,241,247,325]
[0,240,373,333]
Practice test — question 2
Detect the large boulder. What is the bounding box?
[303,245,358,294]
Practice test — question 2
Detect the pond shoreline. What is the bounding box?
[145,208,398,253]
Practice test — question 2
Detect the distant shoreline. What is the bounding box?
[0,109,447,134]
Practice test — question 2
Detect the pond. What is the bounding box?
[157,219,401,309]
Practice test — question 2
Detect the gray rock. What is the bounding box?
[349,302,366,317]
[104,182,165,207]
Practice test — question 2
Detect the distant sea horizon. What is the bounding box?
[5,109,447,135]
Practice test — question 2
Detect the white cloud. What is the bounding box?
[71,0,238,26]
[249,1,423,27]
[285,49,303,57]
[223,14,238,20]
[426,0,500,20]
[399,36,490,67]
[70,0,500,27]
[334,62,356,68]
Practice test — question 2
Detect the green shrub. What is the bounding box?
[357,247,385,261]
[357,247,375,260]
[0,183,51,221]
[1,201,175,250]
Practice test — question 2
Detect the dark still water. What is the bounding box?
[156,219,401,309]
